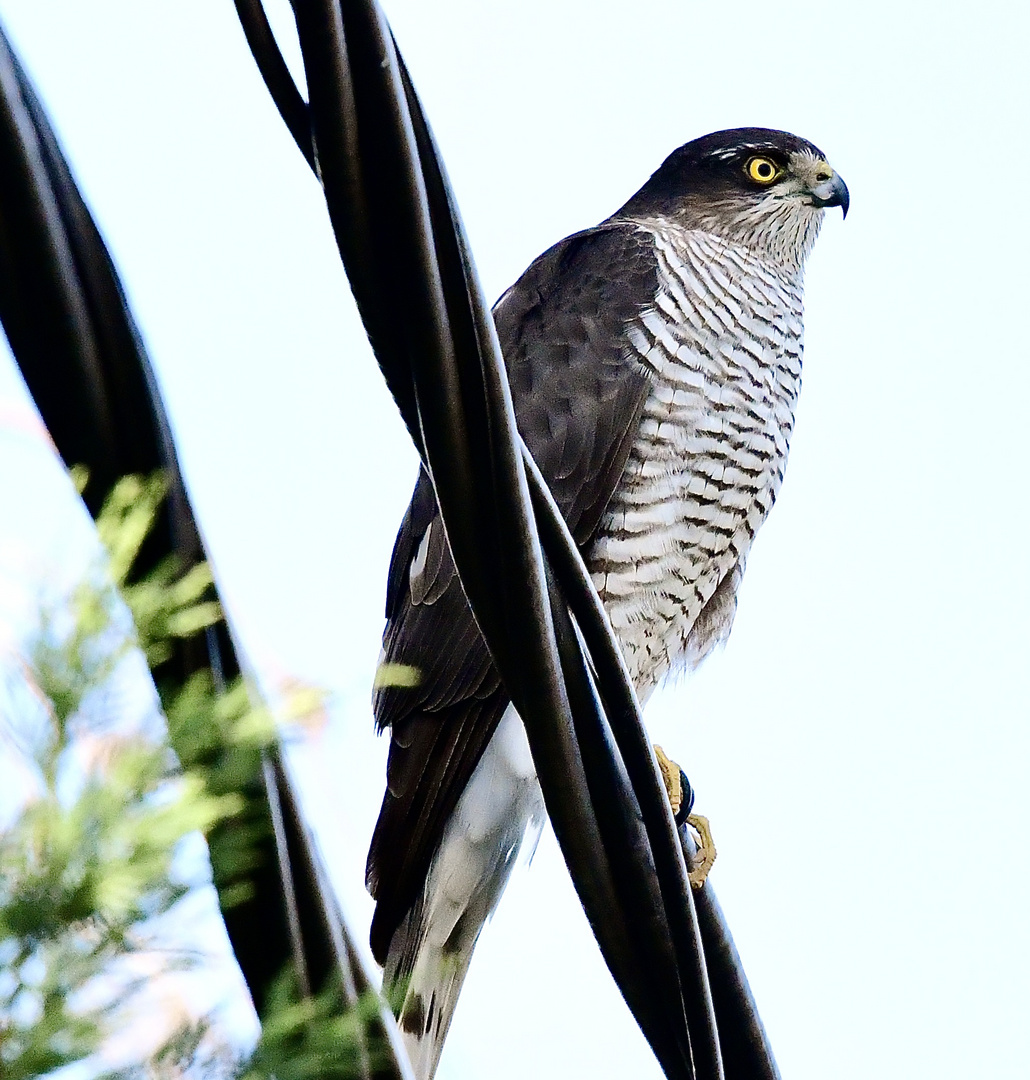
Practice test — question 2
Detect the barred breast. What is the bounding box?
[588,223,807,694]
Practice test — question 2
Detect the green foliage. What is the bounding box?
[0,473,391,1079]
[163,672,274,909]
[371,663,420,690]
[243,971,390,1080]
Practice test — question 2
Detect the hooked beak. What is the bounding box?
[809,171,849,219]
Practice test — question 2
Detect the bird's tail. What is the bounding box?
[384,904,476,1080]
[383,705,544,1080]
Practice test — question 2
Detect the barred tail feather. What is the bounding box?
[386,913,474,1080]
[384,705,544,1080]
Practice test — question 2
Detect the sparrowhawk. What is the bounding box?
[366,127,848,1079]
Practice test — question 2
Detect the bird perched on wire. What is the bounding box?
[367,127,848,1079]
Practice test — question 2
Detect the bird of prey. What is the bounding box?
[367,127,848,1079]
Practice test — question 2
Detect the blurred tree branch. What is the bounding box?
[0,473,387,1079]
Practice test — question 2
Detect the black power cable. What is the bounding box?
[0,19,412,1080]
[284,3,710,1073]
[233,2,784,1078]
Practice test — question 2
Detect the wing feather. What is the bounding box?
[367,222,659,962]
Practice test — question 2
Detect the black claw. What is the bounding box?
[674,769,695,826]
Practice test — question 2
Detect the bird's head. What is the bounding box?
[617,127,848,266]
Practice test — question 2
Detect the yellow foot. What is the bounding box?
[652,744,717,890]
[684,813,716,890]
[652,744,685,817]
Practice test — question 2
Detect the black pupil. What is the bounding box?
[757,161,772,177]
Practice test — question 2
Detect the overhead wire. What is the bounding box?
[234,2,770,1077]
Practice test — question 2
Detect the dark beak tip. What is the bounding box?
[834,175,850,220]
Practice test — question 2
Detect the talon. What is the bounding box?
[652,745,716,889]
[685,813,717,890]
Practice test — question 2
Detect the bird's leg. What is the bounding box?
[652,744,716,889]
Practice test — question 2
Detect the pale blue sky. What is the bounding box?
[0,1,1028,1077]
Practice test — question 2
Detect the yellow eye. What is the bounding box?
[746,156,781,184]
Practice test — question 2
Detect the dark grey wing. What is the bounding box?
[366,222,659,963]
